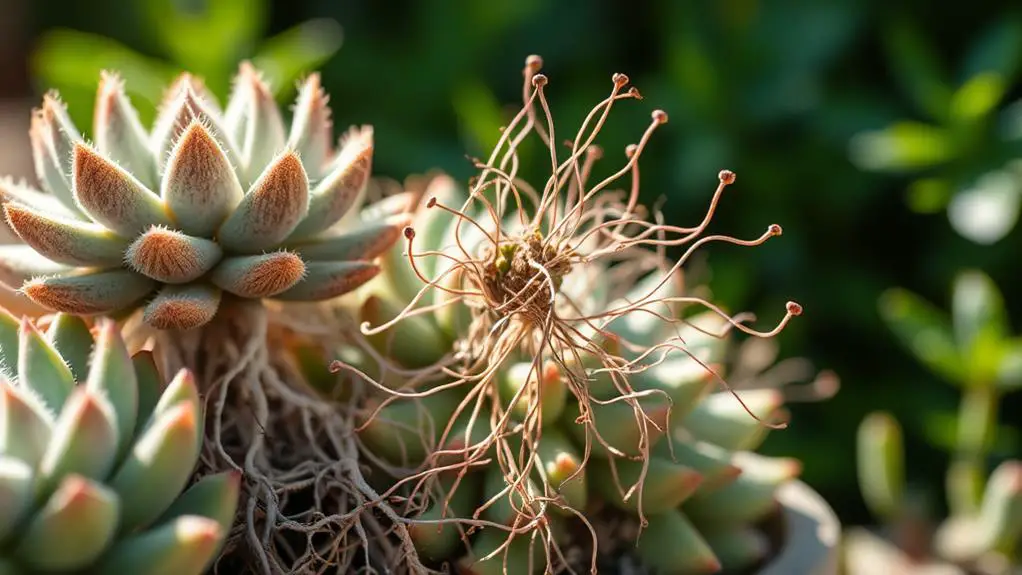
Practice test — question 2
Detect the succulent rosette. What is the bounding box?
[0,307,239,573]
[0,63,407,330]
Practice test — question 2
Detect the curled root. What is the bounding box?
[124,299,429,575]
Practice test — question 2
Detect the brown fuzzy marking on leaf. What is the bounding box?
[168,123,233,207]
[238,252,306,297]
[246,152,307,235]
[130,228,205,282]
[22,279,107,314]
[4,205,79,261]
[145,299,216,330]
[73,145,144,221]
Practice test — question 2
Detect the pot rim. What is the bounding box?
[757,479,841,575]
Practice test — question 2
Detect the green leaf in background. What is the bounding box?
[878,288,965,385]
[906,177,953,214]
[856,411,906,521]
[252,19,345,103]
[882,17,952,122]
[948,72,1006,125]
[849,121,956,172]
[997,338,1022,390]
[139,0,269,94]
[452,81,505,158]
[30,30,176,129]
[947,167,1022,245]
[951,271,1008,384]
[921,409,1020,457]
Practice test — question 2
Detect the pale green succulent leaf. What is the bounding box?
[564,396,670,459]
[110,402,200,533]
[856,411,905,521]
[534,428,587,510]
[498,359,567,424]
[132,351,164,437]
[22,269,156,315]
[287,215,408,263]
[360,295,447,369]
[630,352,716,418]
[683,455,800,528]
[636,509,721,575]
[85,319,139,460]
[14,474,120,571]
[95,515,225,575]
[72,143,172,236]
[285,73,332,179]
[160,121,245,237]
[272,261,378,301]
[681,390,784,451]
[35,388,119,499]
[481,465,541,526]
[126,227,223,284]
[210,251,306,298]
[226,64,287,184]
[952,270,1009,381]
[152,83,243,184]
[29,94,86,214]
[703,528,770,572]
[593,456,703,512]
[0,455,34,542]
[45,313,94,383]
[408,473,480,561]
[157,470,240,537]
[0,176,81,221]
[879,287,966,384]
[217,150,309,253]
[142,283,221,331]
[653,435,741,493]
[286,127,373,240]
[17,317,75,413]
[0,307,20,378]
[93,71,159,189]
[147,368,201,442]
[0,245,73,292]
[0,383,55,467]
[3,203,130,267]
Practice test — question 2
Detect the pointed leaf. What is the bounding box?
[288,214,409,262]
[22,269,156,315]
[210,251,306,298]
[360,294,447,369]
[95,515,224,575]
[0,384,54,467]
[217,150,309,252]
[682,390,784,451]
[13,475,119,571]
[28,94,85,213]
[151,83,242,182]
[0,177,80,221]
[498,359,567,424]
[110,402,200,532]
[161,121,245,237]
[857,412,905,521]
[146,368,202,455]
[226,63,287,183]
[630,353,716,418]
[535,428,587,510]
[0,307,19,376]
[879,288,966,383]
[72,143,172,236]
[271,261,378,301]
[35,389,119,498]
[286,73,333,178]
[4,203,129,267]
[45,314,94,383]
[0,245,73,290]
[409,473,480,561]
[132,351,164,436]
[683,457,801,528]
[126,226,223,283]
[142,284,221,330]
[953,270,1009,381]
[85,319,138,459]
[94,71,159,188]
[287,127,373,240]
[636,509,721,575]
[17,318,75,413]
[704,528,770,572]
[457,526,542,575]
[592,456,703,511]
[653,435,742,492]
[158,470,240,533]
[564,396,671,458]
[0,456,33,542]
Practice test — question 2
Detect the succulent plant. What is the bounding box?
[0,306,239,573]
[0,63,407,330]
[848,270,1022,573]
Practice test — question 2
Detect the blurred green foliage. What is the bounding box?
[21,0,1022,528]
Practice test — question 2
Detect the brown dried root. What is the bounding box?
[123,297,428,575]
[337,55,804,573]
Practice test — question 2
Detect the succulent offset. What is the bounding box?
[0,306,239,573]
[0,63,407,330]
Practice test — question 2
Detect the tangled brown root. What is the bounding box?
[124,297,429,574]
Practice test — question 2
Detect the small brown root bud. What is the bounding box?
[719,169,736,185]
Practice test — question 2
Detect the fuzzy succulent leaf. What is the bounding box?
[0,384,54,467]
[17,318,75,413]
[217,151,309,253]
[34,388,119,498]
[85,320,139,458]
[0,245,73,291]
[126,227,224,284]
[72,144,172,236]
[0,456,33,542]
[143,284,221,330]
[288,215,409,262]
[273,261,379,301]
[22,269,156,315]
[210,252,306,298]
[3,203,129,267]
[131,351,164,437]
[158,471,241,534]
[93,72,158,188]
